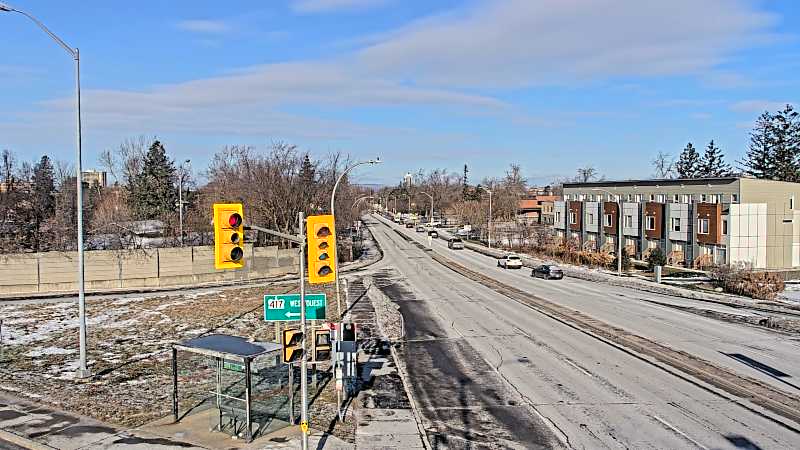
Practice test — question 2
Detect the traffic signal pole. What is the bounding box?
[298,211,309,450]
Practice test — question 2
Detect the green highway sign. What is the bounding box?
[264,293,327,321]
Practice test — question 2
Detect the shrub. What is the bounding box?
[646,247,667,271]
[711,264,785,300]
[611,248,632,272]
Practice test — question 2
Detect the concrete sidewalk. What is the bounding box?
[0,392,353,449]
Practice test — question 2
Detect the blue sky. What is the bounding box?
[1,0,798,186]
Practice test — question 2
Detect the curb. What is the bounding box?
[0,429,55,450]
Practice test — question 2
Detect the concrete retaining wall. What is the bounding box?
[0,245,297,295]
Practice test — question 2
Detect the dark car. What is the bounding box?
[532,264,563,280]
[428,230,439,238]
[405,222,414,228]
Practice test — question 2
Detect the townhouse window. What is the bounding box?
[627,194,634,202]
[564,194,570,201]
[701,194,707,202]
[656,194,666,203]
[681,194,691,204]
[579,194,586,201]
[647,240,658,249]
[672,194,679,203]
[604,214,613,227]
[645,216,656,231]
[671,217,681,232]
[635,194,643,202]
[624,215,633,228]
[588,213,595,225]
[791,195,796,210]
[731,194,739,203]
[570,211,577,224]
[555,211,561,222]
[722,219,728,235]
[649,194,656,202]
[698,218,709,234]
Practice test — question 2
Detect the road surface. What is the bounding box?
[354,214,800,449]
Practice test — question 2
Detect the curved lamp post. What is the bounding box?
[417,191,434,224]
[592,188,623,277]
[1,2,90,379]
[330,158,381,316]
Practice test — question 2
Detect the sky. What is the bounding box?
[1,0,798,186]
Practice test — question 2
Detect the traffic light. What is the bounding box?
[213,203,245,270]
[312,329,332,362]
[282,328,304,364]
[306,215,337,284]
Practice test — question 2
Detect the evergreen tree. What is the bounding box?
[299,154,315,186]
[741,111,774,179]
[462,164,469,200]
[771,104,800,182]
[698,140,729,177]
[675,142,701,178]
[129,140,177,220]
[28,155,56,251]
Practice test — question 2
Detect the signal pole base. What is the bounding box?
[75,368,91,379]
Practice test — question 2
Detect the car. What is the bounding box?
[497,253,523,269]
[405,222,414,228]
[532,264,563,280]
[428,230,439,238]
[416,225,426,232]
[447,238,464,249]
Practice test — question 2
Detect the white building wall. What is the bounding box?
[622,203,640,236]
[729,203,767,269]
[554,201,566,229]
[584,202,599,233]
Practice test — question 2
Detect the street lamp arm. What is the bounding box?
[1,4,77,58]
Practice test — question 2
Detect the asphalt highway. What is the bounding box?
[358,215,800,449]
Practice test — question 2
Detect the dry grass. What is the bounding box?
[711,264,786,300]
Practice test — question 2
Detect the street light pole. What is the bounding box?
[330,158,381,317]
[1,2,90,378]
[483,188,493,249]
[178,160,190,247]
[418,191,434,224]
[592,188,623,277]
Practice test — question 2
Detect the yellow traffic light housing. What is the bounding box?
[312,329,331,362]
[213,203,245,270]
[282,328,304,364]
[306,214,337,284]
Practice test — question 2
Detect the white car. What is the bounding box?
[497,254,523,269]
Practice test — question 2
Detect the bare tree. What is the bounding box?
[652,151,676,179]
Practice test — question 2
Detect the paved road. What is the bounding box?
[358,215,800,449]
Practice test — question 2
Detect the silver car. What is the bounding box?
[448,238,464,249]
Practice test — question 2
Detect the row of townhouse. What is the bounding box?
[552,177,800,271]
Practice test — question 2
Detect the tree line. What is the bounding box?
[0,138,364,254]
[652,104,799,180]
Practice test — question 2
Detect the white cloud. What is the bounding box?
[730,100,794,113]
[357,0,778,87]
[292,0,388,14]
[175,19,231,34]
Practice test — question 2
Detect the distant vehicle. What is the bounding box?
[455,229,469,237]
[532,264,563,280]
[405,222,414,228]
[447,238,464,249]
[416,225,426,232]
[497,253,523,269]
[428,230,439,238]
[393,216,401,223]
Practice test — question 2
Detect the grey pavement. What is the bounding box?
[361,214,800,449]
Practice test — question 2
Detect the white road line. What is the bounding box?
[652,414,709,450]
[563,358,593,377]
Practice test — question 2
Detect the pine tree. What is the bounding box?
[299,154,315,186]
[741,112,774,179]
[28,155,56,251]
[462,164,469,200]
[771,104,800,182]
[129,140,177,220]
[675,142,701,178]
[698,140,729,177]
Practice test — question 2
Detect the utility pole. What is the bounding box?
[178,159,190,247]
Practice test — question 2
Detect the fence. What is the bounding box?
[0,244,300,295]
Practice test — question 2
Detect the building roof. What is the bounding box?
[563,177,742,189]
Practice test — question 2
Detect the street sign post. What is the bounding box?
[264,294,327,322]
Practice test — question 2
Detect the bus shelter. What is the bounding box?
[171,334,283,442]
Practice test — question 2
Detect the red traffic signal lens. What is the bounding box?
[228,213,242,228]
[230,246,244,262]
[316,226,331,238]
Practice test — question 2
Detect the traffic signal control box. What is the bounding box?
[312,329,332,362]
[306,215,337,284]
[213,203,245,270]
[337,323,357,353]
[282,328,303,364]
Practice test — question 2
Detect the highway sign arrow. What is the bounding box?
[264,293,327,322]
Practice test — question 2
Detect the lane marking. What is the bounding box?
[563,358,593,377]
[652,415,709,450]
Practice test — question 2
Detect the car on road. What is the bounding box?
[416,225,425,232]
[497,253,523,269]
[405,222,414,228]
[447,238,464,249]
[428,230,439,238]
[532,264,563,280]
